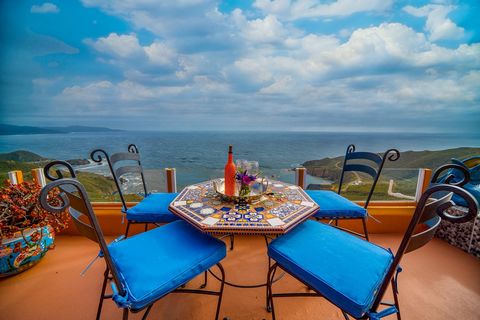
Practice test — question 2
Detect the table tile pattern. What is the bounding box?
[169,180,319,235]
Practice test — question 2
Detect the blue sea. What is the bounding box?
[1,131,479,189]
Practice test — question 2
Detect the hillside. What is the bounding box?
[0,150,47,162]
[304,147,480,182]
[303,147,480,200]
[0,151,119,202]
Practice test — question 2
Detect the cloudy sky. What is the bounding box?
[0,0,479,132]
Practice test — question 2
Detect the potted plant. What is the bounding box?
[0,180,69,277]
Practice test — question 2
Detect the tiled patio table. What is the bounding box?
[169,178,319,289]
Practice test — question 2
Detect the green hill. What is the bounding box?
[303,147,480,200]
[0,151,119,202]
[304,147,480,181]
[0,150,47,162]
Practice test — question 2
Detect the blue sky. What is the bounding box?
[0,0,479,132]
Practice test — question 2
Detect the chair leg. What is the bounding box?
[144,223,149,232]
[266,264,278,319]
[96,267,109,320]
[122,308,129,320]
[341,310,350,319]
[214,263,226,320]
[263,235,272,270]
[266,270,270,312]
[124,221,131,238]
[141,305,153,320]
[229,234,234,250]
[200,270,208,289]
[392,279,401,320]
[362,217,370,241]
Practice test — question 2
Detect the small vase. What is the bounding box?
[0,225,54,277]
[238,183,251,198]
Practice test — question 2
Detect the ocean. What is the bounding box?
[1,131,479,189]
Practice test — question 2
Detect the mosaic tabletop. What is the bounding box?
[169,179,319,235]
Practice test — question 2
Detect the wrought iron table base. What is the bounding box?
[205,234,285,314]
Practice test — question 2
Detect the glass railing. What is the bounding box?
[304,168,420,202]
[75,162,421,203]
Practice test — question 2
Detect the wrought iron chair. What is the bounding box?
[436,157,480,206]
[306,144,400,240]
[90,144,179,237]
[266,164,478,320]
[40,161,227,320]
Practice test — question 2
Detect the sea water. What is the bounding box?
[1,131,479,189]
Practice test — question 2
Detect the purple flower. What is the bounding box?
[236,171,257,185]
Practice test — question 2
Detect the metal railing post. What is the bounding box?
[8,170,23,185]
[31,168,47,187]
[295,167,306,189]
[165,168,177,193]
[415,168,432,202]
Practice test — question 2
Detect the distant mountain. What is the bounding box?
[0,150,47,162]
[0,124,59,135]
[0,124,123,135]
[46,126,123,133]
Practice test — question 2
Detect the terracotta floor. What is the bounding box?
[1,233,479,320]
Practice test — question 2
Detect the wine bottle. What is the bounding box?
[224,145,236,196]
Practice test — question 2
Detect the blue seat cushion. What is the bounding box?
[306,190,367,218]
[126,192,179,223]
[268,220,393,318]
[453,183,480,207]
[108,220,226,310]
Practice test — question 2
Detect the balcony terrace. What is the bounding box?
[1,231,479,319]
[1,158,479,320]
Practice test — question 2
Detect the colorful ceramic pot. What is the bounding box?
[0,225,54,277]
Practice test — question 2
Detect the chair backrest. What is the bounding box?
[337,144,400,208]
[371,164,478,312]
[448,157,480,184]
[41,161,126,296]
[90,144,148,211]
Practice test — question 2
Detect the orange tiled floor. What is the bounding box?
[1,233,479,320]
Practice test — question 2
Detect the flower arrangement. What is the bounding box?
[0,181,69,239]
[235,171,258,197]
[235,160,260,198]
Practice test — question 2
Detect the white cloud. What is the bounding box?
[403,4,464,41]
[46,1,478,132]
[254,0,393,20]
[232,10,289,43]
[81,0,235,52]
[78,17,479,124]
[56,76,228,109]
[31,3,59,14]
[144,42,177,66]
[86,33,143,58]
[259,76,293,94]
[85,33,179,70]
[231,22,480,98]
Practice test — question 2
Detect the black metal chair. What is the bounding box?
[40,161,227,320]
[306,144,400,240]
[267,164,478,319]
[90,144,179,237]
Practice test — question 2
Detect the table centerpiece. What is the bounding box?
[214,160,269,203]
